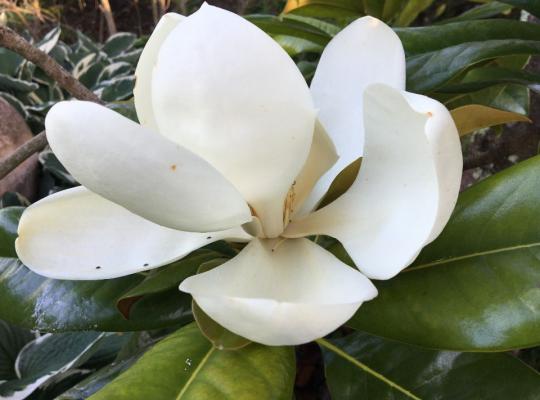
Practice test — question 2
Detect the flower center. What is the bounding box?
[283,180,296,228]
[242,181,297,239]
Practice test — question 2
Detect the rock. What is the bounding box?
[0,97,39,200]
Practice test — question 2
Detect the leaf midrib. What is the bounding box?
[175,346,215,400]
[317,339,422,400]
[406,241,540,273]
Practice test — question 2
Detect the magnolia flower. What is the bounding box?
[15,4,462,346]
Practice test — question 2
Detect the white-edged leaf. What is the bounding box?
[0,332,104,399]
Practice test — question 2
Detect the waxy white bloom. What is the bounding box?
[15,4,462,345]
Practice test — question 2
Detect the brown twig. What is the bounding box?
[151,0,159,25]
[0,25,102,103]
[0,25,103,181]
[0,131,47,180]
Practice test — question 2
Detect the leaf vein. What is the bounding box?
[175,346,215,400]
[317,339,422,400]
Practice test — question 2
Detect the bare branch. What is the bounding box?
[0,25,103,103]
[0,25,104,181]
[0,131,47,180]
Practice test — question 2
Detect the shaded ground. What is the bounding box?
[21,0,284,40]
[462,55,540,190]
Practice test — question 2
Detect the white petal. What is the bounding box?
[45,101,251,232]
[180,238,377,346]
[285,84,462,280]
[290,120,338,219]
[402,91,463,243]
[134,13,183,131]
[152,4,316,237]
[15,187,250,280]
[302,16,406,213]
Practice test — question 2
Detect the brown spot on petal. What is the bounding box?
[427,111,433,117]
[170,164,177,171]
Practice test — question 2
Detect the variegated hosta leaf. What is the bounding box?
[0,332,104,399]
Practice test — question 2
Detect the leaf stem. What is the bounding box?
[316,338,422,400]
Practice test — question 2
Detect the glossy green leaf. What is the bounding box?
[0,258,192,332]
[89,323,295,400]
[193,302,251,351]
[0,319,34,381]
[394,21,540,94]
[450,104,530,136]
[439,2,512,24]
[394,0,434,27]
[273,35,323,56]
[349,154,540,350]
[395,20,540,56]
[379,0,400,21]
[283,14,341,36]
[0,332,103,399]
[320,332,540,399]
[433,61,527,110]
[437,66,540,94]
[362,0,383,18]
[0,213,183,329]
[0,207,193,332]
[246,14,333,46]
[500,0,540,17]
[407,39,540,92]
[0,207,23,258]
[297,60,317,80]
[116,251,220,316]
[445,83,530,115]
[120,251,220,299]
